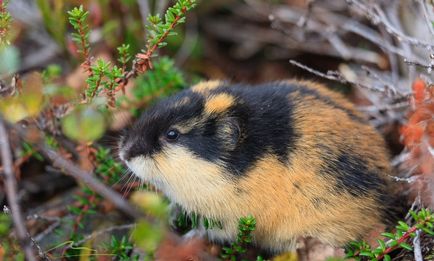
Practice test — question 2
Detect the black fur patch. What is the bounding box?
[280,82,366,123]
[209,83,299,175]
[180,116,224,161]
[320,152,386,197]
[122,91,205,160]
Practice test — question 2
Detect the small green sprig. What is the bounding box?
[105,236,139,261]
[84,58,125,103]
[117,44,132,70]
[146,0,196,50]
[128,0,196,76]
[85,59,109,99]
[20,142,43,161]
[175,209,223,232]
[95,146,125,185]
[67,5,90,60]
[345,208,434,261]
[221,215,257,261]
[0,0,12,46]
[132,57,185,102]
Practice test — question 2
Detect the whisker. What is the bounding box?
[113,168,132,187]
[121,173,135,197]
[123,175,139,198]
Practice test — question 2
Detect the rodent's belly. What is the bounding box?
[182,172,384,252]
[201,193,382,252]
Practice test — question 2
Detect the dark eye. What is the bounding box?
[165,129,179,141]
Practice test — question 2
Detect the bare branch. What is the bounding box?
[0,118,36,261]
[404,58,434,71]
[347,0,434,50]
[29,234,51,261]
[39,146,146,220]
[289,60,389,94]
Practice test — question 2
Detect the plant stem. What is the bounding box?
[377,226,417,260]
[0,118,37,261]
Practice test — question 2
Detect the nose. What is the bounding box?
[121,141,146,161]
[119,134,155,161]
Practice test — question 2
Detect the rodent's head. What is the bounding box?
[119,82,243,201]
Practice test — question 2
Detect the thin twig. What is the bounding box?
[413,229,423,261]
[39,146,146,220]
[289,59,389,94]
[0,118,37,261]
[419,0,434,37]
[404,58,434,71]
[29,234,51,261]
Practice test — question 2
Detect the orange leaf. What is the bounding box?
[412,78,426,104]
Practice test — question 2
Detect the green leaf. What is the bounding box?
[61,105,106,142]
[399,242,413,251]
[397,221,409,230]
[377,240,386,250]
[359,251,374,257]
[381,232,395,239]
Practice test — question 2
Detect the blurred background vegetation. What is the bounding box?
[1,0,434,260]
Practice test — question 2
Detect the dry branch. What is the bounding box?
[0,118,37,261]
[39,145,145,220]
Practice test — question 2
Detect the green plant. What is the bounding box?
[67,5,90,62]
[345,208,434,261]
[146,0,195,50]
[221,215,257,261]
[0,0,11,46]
[174,207,223,233]
[95,146,125,185]
[20,142,44,161]
[132,56,186,101]
[0,213,25,260]
[67,1,195,106]
[105,236,139,261]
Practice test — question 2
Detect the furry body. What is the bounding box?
[120,80,394,252]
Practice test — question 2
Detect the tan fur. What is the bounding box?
[191,80,223,94]
[237,155,382,251]
[204,93,235,114]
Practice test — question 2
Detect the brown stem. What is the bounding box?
[77,19,90,61]
[0,118,37,261]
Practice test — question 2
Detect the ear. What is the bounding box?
[218,117,241,151]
